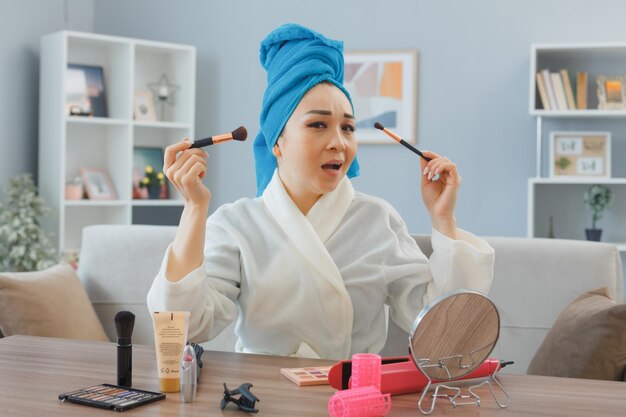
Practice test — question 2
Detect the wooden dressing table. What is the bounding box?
[0,335,624,416]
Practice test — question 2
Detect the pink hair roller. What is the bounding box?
[327,386,391,417]
[351,353,382,390]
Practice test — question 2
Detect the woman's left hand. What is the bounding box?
[420,151,461,237]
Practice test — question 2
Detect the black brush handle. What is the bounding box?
[399,139,431,162]
[117,342,132,387]
[189,137,214,148]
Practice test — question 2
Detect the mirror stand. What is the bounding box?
[415,360,510,415]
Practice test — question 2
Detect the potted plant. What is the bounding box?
[0,174,57,271]
[583,184,612,241]
[139,165,165,199]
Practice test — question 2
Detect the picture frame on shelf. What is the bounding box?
[343,50,418,144]
[65,64,108,117]
[133,90,157,121]
[596,76,626,110]
[549,131,611,179]
[80,168,117,200]
[132,146,169,199]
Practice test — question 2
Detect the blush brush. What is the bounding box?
[190,125,248,148]
[373,122,431,162]
[115,310,136,387]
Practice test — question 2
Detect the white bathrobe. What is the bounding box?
[147,171,495,360]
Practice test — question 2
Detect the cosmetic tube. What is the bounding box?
[180,344,197,402]
[152,311,190,392]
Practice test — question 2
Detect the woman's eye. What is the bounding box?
[343,124,356,132]
[307,122,326,129]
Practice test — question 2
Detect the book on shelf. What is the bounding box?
[540,69,558,111]
[560,69,576,110]
[536,72,551,110]
[551,72,568,111]
[536,69,589,112]
[576,71,588,109]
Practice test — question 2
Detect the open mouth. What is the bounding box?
[321,161,343,171]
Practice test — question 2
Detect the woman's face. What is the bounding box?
[275,82,357,201]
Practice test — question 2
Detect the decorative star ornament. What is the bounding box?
[148,74,180,106]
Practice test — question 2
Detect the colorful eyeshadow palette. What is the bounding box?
[280,366,332,386]
[59,383,165,412]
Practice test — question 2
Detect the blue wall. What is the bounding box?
[3,0,626,236]
[92,0,626,237]
[0,0,94,192]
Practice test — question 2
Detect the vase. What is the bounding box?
[65,185,83,200]
[147,185,161,199]
[585,228,602,242]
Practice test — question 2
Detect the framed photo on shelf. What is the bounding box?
[549,131,611,179]
[133,90,157,121]
[343,50,418,144]
[65,64,108,117]
[80,168,117,200]
[132,146,169,199]
[596,76,626,110]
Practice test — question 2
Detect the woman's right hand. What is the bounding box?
[164,138,211,208]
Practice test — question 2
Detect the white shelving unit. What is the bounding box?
[39,31,195,253]
[528,43,626,253]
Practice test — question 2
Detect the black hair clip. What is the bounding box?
[221,382,260,413]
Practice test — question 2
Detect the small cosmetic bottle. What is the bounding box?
[180,344,197,403]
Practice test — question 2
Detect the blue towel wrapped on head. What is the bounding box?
[254,23,360,196]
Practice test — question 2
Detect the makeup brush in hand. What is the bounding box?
[374,122,431,161]
[190,125,248,148]
[115,311,136,387]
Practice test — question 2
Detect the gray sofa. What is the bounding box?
[77,224,624,374]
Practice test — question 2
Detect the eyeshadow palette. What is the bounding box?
[59,383,165,412]
[280,366,332,386]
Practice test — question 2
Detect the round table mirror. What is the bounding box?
[409,290,500,381]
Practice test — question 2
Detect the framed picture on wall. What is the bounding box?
[80,168,117,200]
[343,50,418,144]
[549,131,611,179]
[65,64,108,117]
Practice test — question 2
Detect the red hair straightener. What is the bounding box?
[328,356,513,396]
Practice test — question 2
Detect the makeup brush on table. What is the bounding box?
[115,311,136,387]
[190,125,248,148]
[373,122,431,162]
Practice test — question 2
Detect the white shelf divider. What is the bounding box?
[66,116,130,126]
[132,199,184,207]
[530,177,626,185]
[530,110,626,118]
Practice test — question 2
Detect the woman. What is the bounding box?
[147,23,494,360]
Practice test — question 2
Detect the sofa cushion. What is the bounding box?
[527,287,626,380]
[0,264,108,341]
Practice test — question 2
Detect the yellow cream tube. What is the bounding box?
[152,311,190,392]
